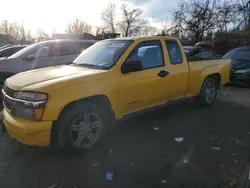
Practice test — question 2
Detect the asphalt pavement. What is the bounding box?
[0,86,250,188]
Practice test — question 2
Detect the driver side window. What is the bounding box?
[125,40,164,70]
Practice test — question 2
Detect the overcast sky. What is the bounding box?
[0,0,178,36]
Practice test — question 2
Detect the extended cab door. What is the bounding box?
[118,40,171,115]
[163,39,189,100]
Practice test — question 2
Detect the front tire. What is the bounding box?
[197,77,218,107]
[57,101,108,153]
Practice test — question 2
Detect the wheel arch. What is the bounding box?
[58,94,114,119]
[198,73,221,94]
[50,94,115,147]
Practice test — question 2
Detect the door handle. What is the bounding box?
[158,70,169,78]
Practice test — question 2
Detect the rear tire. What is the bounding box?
[197,77,218,107]
[56,101,108,153]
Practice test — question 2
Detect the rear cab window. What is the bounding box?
[165,40,183,65]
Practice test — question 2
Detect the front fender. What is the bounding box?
[41,77,119,121]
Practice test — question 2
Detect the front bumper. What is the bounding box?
[3,109,52,146]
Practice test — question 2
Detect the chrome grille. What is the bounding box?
[2,87,16,113]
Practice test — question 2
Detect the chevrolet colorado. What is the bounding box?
[2,36,230,152]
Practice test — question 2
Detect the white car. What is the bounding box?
[0,39,96,88]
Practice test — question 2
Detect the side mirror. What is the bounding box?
[122,60,143,74]
[25,54,36,61]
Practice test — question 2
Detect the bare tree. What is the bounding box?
[19,22,32,40]
[0,20,13,35]
[19,23,26,39]
[25,30,32,41]
[158,17,177,36]
[237,0,250,28]
[37,29,49,38]
[101,3,116,33]
[159,17,170,35]
[96,26,106,36]
[217,0,238,32]
[0,20,34,40]
[117,4,147,37]
[140,25,158,36]
[173,0,219,43]
[65,19,92,35]
[0,20,20,39]
[10,23,20,40]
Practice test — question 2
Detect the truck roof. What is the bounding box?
[104,36,179,41]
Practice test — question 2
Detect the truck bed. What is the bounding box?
[187,58,231,97]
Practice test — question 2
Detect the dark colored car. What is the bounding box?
[183,46,218,58]
[0,45,28,58]
[223,47,250,84]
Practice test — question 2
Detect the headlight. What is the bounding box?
[15,91,47,101]
[3,91,48,121]
[235,69,250,74]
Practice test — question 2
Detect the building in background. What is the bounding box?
[51,33,96,40]
[95,32,120,40]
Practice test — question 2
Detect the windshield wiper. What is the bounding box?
[80,63,106,69]
[67,62,79,66]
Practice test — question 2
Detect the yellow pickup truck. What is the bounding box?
[2,36,230,152]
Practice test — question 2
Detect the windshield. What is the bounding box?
[73,40,133,69]
[223,48,250,61]
[8,43,40,59]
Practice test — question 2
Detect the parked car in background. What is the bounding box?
[183,46,219,59]
[1,36,230,152]
[0,45,28,58]
[223,47,250,84]
[0,39,96,90]
[0,44,13,50]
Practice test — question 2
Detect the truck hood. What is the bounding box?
[6,65,108,91]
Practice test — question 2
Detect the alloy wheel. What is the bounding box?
[69,112,103,149]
